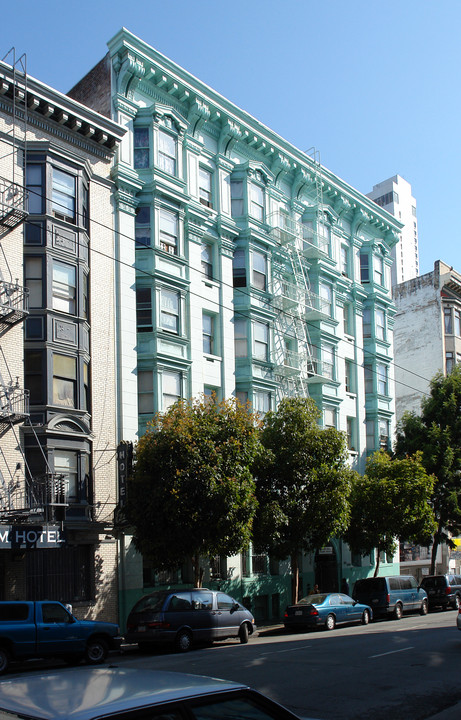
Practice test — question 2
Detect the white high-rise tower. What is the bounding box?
[367,175,419,286]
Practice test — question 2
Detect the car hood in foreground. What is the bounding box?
[0,667,247,720]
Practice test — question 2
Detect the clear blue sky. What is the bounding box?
[3,0,459,277]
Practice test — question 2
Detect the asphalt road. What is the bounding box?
[111,609,461,720]
[6,609,461,720]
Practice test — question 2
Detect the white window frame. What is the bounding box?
[158,127,177,175]
[162,370,181,411]
[234,318,247,357]
[54,450,78,503]
[377,363,388,396]
[160,288,180,334]
[252,251,267,291]
[159,208,179,255]
[202,313,214,355]
[375,308,385,341]
[253,390,271,416]
[138,370,154,414]
[199,167,213,208]
[250,182,264,222]
[253,321,269,361]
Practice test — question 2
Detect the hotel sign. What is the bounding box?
[0,525,66,549]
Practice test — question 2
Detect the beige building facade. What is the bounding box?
[0,58,124,621]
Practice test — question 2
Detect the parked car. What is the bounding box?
[353,575,428,619]
[125,588,256,652]
[0,600,121,675]
[0,667,301,720]
[420,574,461,610]
[283,592,373,631]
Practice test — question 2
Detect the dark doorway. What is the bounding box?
[315,545,338,592]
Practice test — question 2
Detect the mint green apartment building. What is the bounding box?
[70,29,402,627]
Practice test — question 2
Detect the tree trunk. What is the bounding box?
[430,522,443,575]
[373,547,381,577]
[193,554,203,588]
[291,554,299,604]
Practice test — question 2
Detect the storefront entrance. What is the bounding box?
[315,544,338,592]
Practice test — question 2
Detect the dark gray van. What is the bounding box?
[420,574,461,610]
[125,588,256,652]
[353,575,428,619]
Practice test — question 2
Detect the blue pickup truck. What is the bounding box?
[0,600,122,674]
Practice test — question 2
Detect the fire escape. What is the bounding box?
[269,150,335,399]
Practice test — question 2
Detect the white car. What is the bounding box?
[0,667,301,720]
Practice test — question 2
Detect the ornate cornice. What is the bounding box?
[113,48,146,99]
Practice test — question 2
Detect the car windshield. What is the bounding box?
[297,594,327,605]
[131,593,168,613]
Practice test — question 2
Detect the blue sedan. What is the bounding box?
[284,592,373,631]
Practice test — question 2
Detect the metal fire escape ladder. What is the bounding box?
[0,49,28,236]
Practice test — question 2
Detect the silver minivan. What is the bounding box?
[125,588,256,651]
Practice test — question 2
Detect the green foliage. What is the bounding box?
[253,397,355,599]
[395,366,461,568]
[125,396,261,585]
[345,451,436,575]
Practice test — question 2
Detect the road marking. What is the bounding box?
[258,644,312,656]
[369,646,414,659]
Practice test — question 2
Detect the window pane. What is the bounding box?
[134,128,149,169]
[135,207,151,246]
[52,261,76,314]
[54,450,78,503]
[201,243,213,279]
[52,168,75,221]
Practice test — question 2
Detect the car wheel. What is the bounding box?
[239,623,249,644]
[361,610,370,625]
[325,614,335,631]
[420,599,428,616]
[175,629,193,653]
[85,638,108,664]
[0,647,10,675]
[393,603,403,620]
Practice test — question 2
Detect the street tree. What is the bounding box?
[395,366,461,573]
[253,397,355,603]
[125,396,261,587]
[344,451,436,576]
